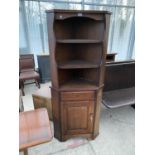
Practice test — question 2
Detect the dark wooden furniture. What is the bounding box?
[37,54,51,83]
[20,54,34,59]
[106,53,117,62]
[32,83,53,120]
[46,9,111,141]
[19,108,53,155]
[19,54,40,96]
[103,60,135,108]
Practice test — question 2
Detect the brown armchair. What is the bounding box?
[19,54,40,96]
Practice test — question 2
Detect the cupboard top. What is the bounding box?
[46,9,111,15]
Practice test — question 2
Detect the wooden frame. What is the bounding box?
[46,9,111,141]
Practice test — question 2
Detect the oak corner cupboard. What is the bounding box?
[46,9,111,141]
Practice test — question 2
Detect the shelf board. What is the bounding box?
[58,60,100,69]
[56,39,102,44]
[60,79,98,91]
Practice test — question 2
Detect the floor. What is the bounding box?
[20,82,135,155]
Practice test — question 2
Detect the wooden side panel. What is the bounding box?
[51,88,61,140]
[92,89,102,138]
[46,13,58,88]
[99,14,111,86]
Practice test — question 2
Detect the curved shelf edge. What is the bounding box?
[56,39,103,44]
[57,61,100,69]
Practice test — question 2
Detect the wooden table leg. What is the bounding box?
[35,79,40,88]
[20,81,25,96]
[24,148,28,155]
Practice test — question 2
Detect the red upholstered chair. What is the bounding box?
[19,54,40,96]
[19,108,53,155]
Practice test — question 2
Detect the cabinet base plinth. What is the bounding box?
[54,133,99,142]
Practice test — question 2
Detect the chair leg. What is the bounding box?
[38,80,40,88]
[20,81,25,96]
[131,104,135,109]
[23,149,28,155]
[35,80,40,89]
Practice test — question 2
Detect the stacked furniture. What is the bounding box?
[106,53,117,62]
[37,54,51,83]
[19,54,40,96]
[103,60,135,108]
[32,83,53,120]
[46,9,111,141]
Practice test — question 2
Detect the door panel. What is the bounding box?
[68,106,88,130]
[62,101,94,135]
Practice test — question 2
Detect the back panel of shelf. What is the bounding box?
[58,68,99,88]
[55,43,103,65]
[54,17,104,40]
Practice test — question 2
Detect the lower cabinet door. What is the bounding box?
[62,101,94,135]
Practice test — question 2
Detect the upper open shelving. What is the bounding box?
[46,10,109,90]
[54,16,104,40]
[55,44,103,66]
[58,68,99,89]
